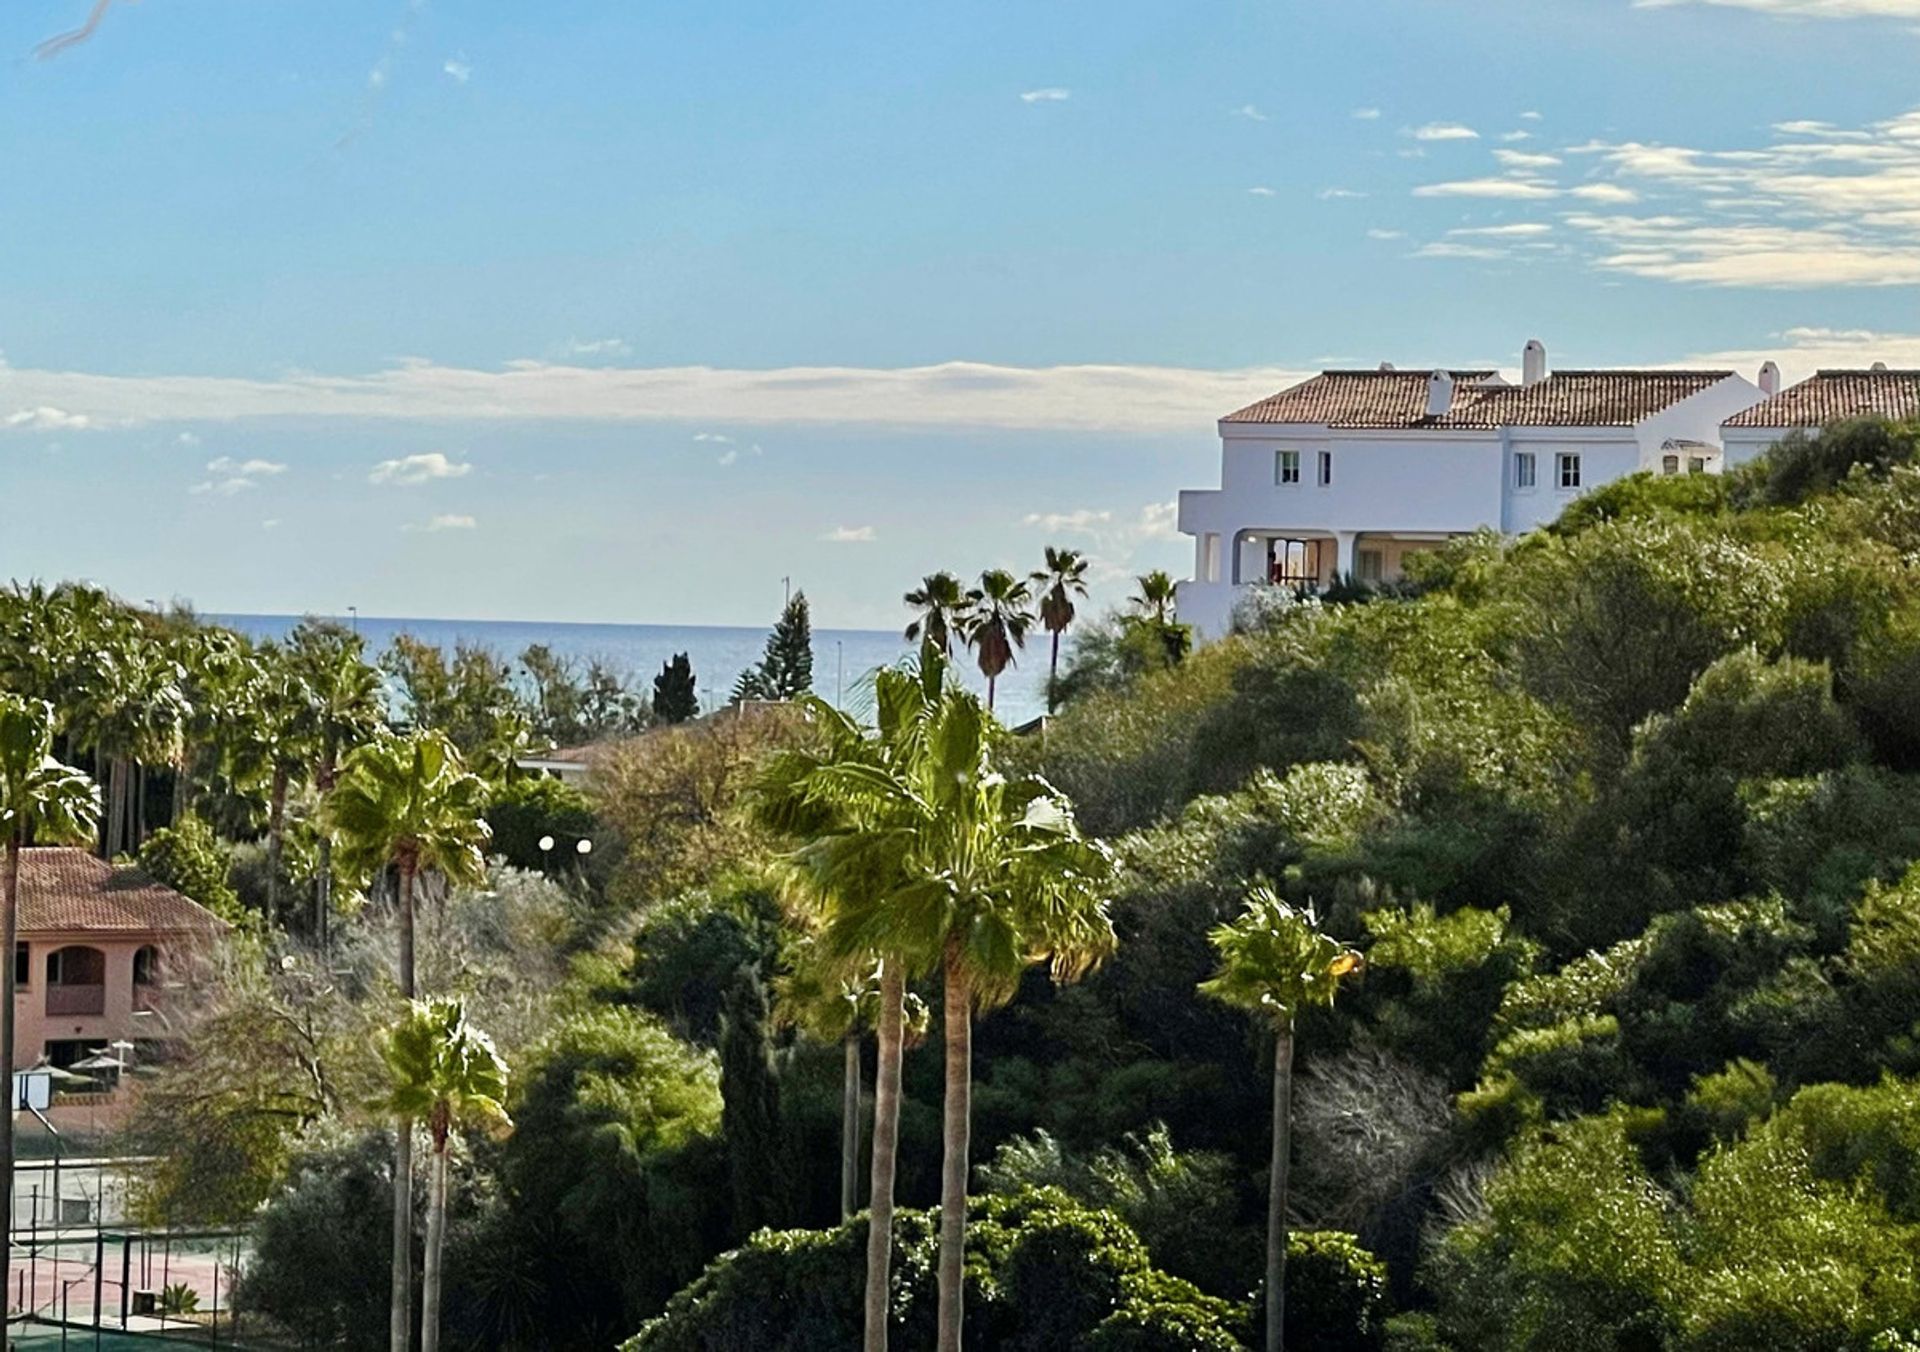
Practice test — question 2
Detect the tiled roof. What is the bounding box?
[15,849,226,936]
[1222,371,1500,428]
[1431,371,1736,429]
[1722,369,1920,429]
[1223,368,1736,430]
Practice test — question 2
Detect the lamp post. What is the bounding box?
[538,834,555,874]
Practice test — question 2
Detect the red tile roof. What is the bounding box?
[1223,368,1737,430]
[1222,371,1500,428]
[15,849,226,936]
[1722,370,1920,429]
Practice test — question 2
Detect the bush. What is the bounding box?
[625,1188,1250,1351]
[136,814,247,925]
[1246,1230,1391,1352]
[486,774,597,872]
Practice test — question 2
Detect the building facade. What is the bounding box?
[12,849,225,1074]
[1176,341,1772,640]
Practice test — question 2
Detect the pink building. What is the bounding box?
[12,848,226,1072]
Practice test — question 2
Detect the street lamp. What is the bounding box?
[575,838,592,858]
[538,834,555,871]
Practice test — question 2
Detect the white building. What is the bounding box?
[1175,341,1768,639]
[1722,366,1920,464]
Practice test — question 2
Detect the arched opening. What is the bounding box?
[133,945,161,1010]
[46,946,107,1016]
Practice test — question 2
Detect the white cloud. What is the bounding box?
[1317,187,1367,200]
[369,451,473,485]
[1248,186,1277,197]
[1415,176,1562,199]
[821,525,877,543]
[1499,130,1535,142]
[207,455,287,476]
[1636,0,1920,16]
[1494,149,1563,169]
[1548,106,1920,286]
[423,514,477,532]
[4,407,93,431]
[261,519,281,530]
[1135,500,1179,542]
[1236,104,1268,121]
[717,448,739,466]
[0,358,1315,435]
[443,56,472,83]
[692,431,734,443]
[1520,110,1544,121]
[1412,241,1508,260]
[1685,325,1920,381]
[1449,222,1554,237]
[1024,509,1114,534]
[188,477,257,497]
[176,431,201,447]
[1410,122,1480,141]
[1352,107,1382,120]
[1020,87,1070,103]
[1366,227,1407,240]
[563,336,630,357]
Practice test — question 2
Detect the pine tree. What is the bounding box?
[762,591,814,699]
[732,591,814,703]
[652,652,699,723]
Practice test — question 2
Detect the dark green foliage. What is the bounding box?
[653,653,699,723]
[1247,1231,1391,1352]
[734,592,813,701]
[1726,417,1920,509]
[136,813,247,925]
[235,1132,405,1350]
[624,1189,1247,1352]
[625,883,783,1044]
[1550,468,1730,534]
[719,965,795,1233]
[484,774,597,872]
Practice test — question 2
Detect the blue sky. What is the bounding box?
[3,0,1919,628]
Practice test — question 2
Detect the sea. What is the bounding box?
[212,614,1052,727]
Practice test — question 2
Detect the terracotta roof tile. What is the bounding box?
[1430,370,1736,429]
[1222,370,1500,428]
[15,849,226,935]
[1224,369,1736,430]
[1723,370,1920,429]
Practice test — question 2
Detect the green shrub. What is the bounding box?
[1247,1230,1390,1352]
[485,773,598,872]
[137,815,248,927]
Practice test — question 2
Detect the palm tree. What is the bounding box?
[963,569,1033,711]
[0,695,100,1320]
[1199,885,1363,1352]
[755,659,945,1352]
[378,997,511,1352]
[902,572,973,657]
[1131,569,1179,625]
[775,644,1116,1352]
[1030,547,1089,715]
[290,622,383,948]
[325,731,491,1352]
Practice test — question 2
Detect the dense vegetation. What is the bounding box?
[11,420,1920,1348]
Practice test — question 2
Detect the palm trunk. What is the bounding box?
[134,760,147,848]
[935,941,972,1352]
[420,1132,448,1352]
[863,965,905,1352]
[390,862,418,1352]
[985,674,996,711]
[1048,630,1063,715]
[840,1032,861,1220]
[1,838,20,1327]
[265,765,289,920]
[316,837,333,951]
[1266,1021,1294,1352]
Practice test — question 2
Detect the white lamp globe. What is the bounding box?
[576,838,593,856]
[538,835,556,852]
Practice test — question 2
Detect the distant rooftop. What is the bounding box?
[17,849,225,936]
[1223,368,1738,430]
[1723,369,1920,429]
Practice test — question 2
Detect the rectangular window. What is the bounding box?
[1275,450,1301,485]
[1317,451,1332,486]
[1514,452,1536,489]
[1202,534,1221,584]
[1662,454,1679,476]
[1558,453,1582,489]
[1356,549,1384,583]
[1688,456,1707,475]
[14,944,26,988]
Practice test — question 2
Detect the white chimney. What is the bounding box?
[1427,369,1454,417]
[1758,361,1780,397]
[1874,361,1890,372]
[1378,361,1395,372]
[1522,338,1547,386]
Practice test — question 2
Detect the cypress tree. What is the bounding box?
[652,652,699,723]
[719,965,793,1233]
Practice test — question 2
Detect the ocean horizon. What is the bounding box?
[213,612,1052,727]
